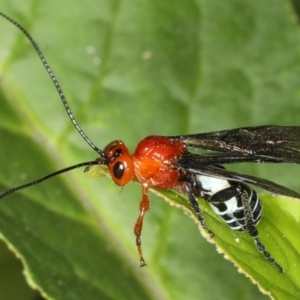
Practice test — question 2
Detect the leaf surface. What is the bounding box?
[0,0,300,299]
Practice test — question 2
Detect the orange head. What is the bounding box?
[103,140,135,186]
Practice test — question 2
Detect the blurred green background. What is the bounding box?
[0,0,300,299]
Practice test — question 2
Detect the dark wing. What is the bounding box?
[169,125,300,163]
[180,164,300,199]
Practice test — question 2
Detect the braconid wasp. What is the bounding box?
[1,12,300,274]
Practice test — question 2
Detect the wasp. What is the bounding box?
[1,12,300,273]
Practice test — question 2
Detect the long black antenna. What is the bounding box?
[0,161,105,200]
[0,12,106,158]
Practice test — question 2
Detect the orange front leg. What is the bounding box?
[134,185,150,267]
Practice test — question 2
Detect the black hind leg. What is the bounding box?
[184,183,214,238]
[253,237,283,273]
[239,186,283,272]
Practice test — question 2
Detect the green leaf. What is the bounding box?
[0,239,37,299]
[156,189,300,299]
[0,0,300,299]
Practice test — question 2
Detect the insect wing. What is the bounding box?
[170,125,300,164]
[181,164,300,200]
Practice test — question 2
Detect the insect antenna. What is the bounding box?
[0,12,106,158]
[0,160,106,200]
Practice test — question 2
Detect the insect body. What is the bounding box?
[196,175,262,232]
[1,12,300,273]
[86,133,298,272]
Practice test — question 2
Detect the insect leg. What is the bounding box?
[134,186,150,267]
[184,183,214,238]
[253,237,283,273]
[239,186,283,273]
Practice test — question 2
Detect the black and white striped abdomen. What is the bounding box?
[197,175,263,231]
